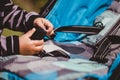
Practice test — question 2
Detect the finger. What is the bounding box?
[34,18,54,35]
[34,18,46,30]
[32,40,44,46]
[42,19,54,35]
[34,45,44,52]
[43,19,54,30]
[46,27,53,35]
[25,28,36,37]
[49,30,55,36]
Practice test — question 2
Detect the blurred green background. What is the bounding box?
[2,0,48,36]
[13,0,48,12]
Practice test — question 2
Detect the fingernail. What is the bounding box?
[32,28,36,31]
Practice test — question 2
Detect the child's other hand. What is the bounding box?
[19,28,44,55]
[34,18,54,36]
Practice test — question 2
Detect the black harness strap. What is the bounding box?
[54,26,102,35]
[51,25,119,63]
[109,35,120,44]
[90,35,120,63]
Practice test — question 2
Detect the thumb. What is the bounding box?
[25,28,36,37]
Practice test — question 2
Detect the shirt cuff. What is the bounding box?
[6,36,19,56]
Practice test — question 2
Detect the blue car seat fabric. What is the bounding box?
[0,70,24,80]
[46,0,113,42]
[78,53,120,80]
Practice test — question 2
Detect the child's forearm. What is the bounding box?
[1,0,40,32]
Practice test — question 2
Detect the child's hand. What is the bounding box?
[19,28,44,55]
[33,18,54,36]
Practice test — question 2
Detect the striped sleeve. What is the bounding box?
[0,0,40,56]
[1,35,19,56]
[1,0,40,32]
